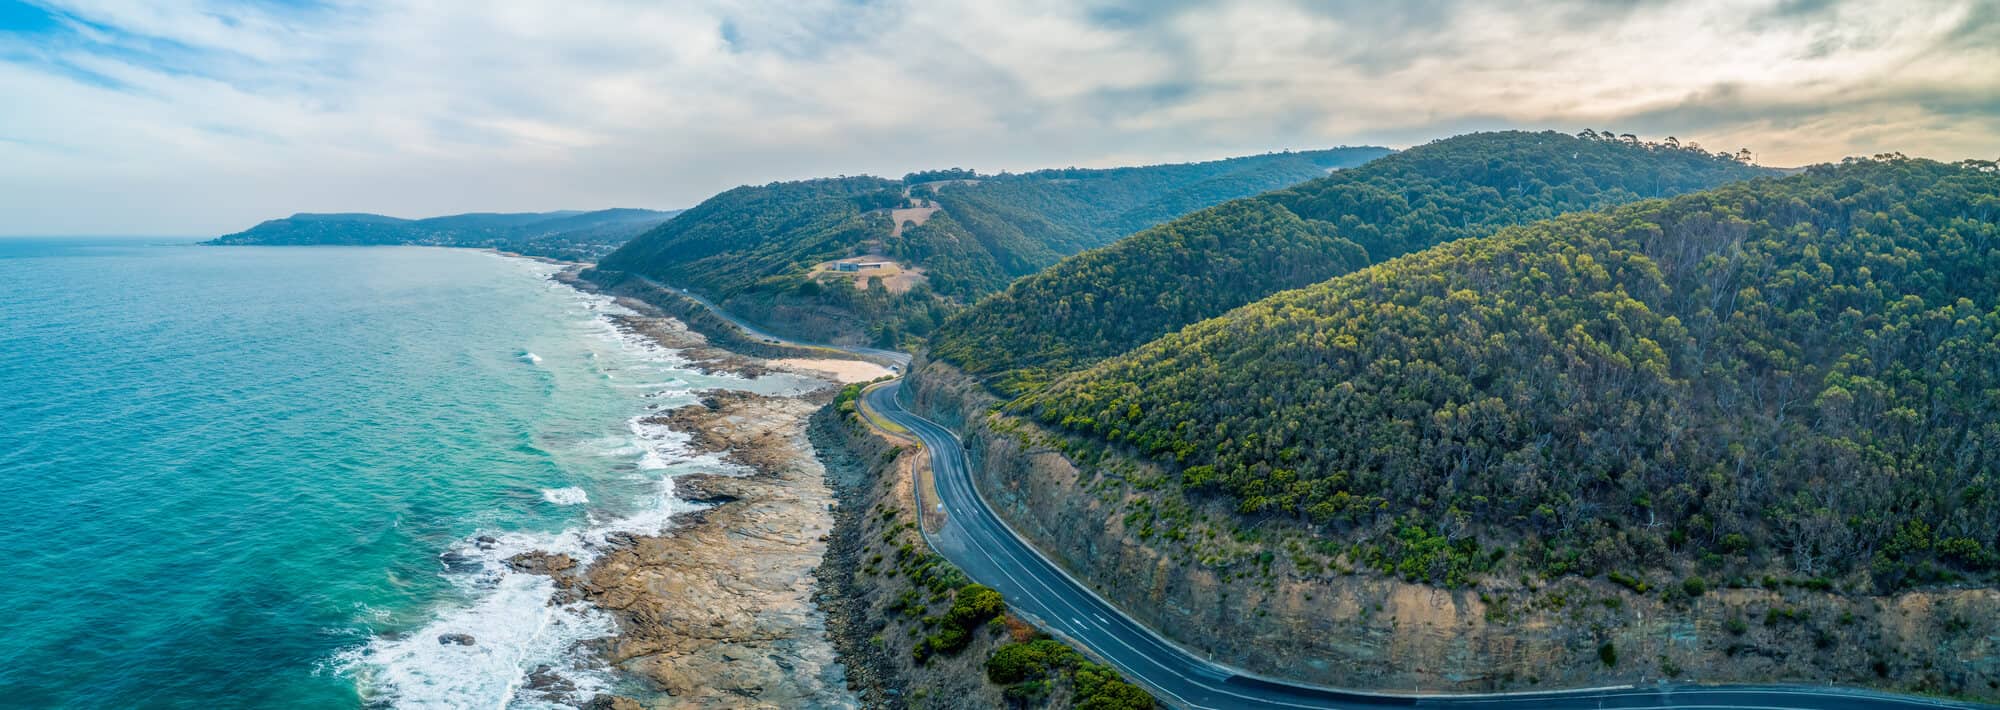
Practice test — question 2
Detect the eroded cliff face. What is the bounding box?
[905,356,2000,698]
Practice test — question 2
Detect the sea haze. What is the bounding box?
[0,238,808,707]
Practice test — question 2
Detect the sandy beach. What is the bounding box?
[768,357,892,384]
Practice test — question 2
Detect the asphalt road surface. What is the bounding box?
[862,381,1990,710]
[657,281,1991,710]
[640,278,909,367]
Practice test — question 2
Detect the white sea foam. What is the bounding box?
[585,435,643,459]
[630,418,690,471]
[338,260,721,708]
[540,487,588,506]
[335,534,615,709]
[340,429,698,707]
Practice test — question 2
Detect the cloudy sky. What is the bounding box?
[1,0,1995,236]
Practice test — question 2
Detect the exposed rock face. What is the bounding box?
[571,389,855,709]
[585,695,645,710]
[501,278,863,709]
[905,356,2000,698]
[526,664,578,695]
[506,551,576,576]
[584,392,856,708]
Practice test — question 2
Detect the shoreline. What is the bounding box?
[515,268,877,708]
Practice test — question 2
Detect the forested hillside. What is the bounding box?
[932,200,1367,394]
[205,208,679,261]
[1018,157,2000,590]
[588,148,1387,345]
[932,131,1772,393]
[598,176,899,296]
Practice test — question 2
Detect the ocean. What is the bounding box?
[0,238,806,708]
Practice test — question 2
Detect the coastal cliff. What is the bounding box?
[904,357,2000,699]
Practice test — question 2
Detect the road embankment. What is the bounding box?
[902,355,2000,700]
[811,392,1037,709]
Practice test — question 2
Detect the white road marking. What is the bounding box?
[701,299,1978,710]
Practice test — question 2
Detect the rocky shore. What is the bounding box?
[508,276,887,708]
[541,268,1151,709]
[573,389,851,708]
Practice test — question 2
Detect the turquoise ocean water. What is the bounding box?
[0,238,807,708]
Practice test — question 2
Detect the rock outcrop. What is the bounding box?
[570,390,853,708]
[504,280,863,709]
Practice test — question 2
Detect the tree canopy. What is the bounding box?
[592,148,1387,344]
[1019,157,2000,589]
[206,208,681,262]
[931,131,1770,392]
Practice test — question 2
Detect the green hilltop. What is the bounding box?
[929,131,1775,395]
[1017,156,2000,590]
[205,208,681,262]
[588,147,1390,345]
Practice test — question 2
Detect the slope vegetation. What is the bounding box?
[1019,157,2000,590]
[931,131,1772,392]
[589,148,1388,345]
[206,208,679,261]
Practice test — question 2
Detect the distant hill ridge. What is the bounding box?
[929,130,1776,394]
[589,146,1391,346]
[205,207,683,262]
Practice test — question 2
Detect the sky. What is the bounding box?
[1,0,1996,236]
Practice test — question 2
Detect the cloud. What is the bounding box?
[0,0,1995,235]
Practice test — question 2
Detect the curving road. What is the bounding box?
[629,277,910,367]
[862,381,1988,710]
[651,281,1990,710]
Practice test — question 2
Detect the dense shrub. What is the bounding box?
[935,130,1767,391]
[1022,158,2000,587]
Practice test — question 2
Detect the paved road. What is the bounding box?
[646,280,1989,710]
[863,381,1989,710]
[640,278,910,367]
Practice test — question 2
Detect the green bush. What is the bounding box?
[1608,571,1651,594]
[1002,679,1052,704]
[986,639,1082,684]
[988,639,1153,708]
[921,584,1008,656]
[833,383,862,414]
[1074,661,1154,710]
[925,626,970,654]
[948,585,1006,627]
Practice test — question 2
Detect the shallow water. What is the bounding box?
[0,239,805,708]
